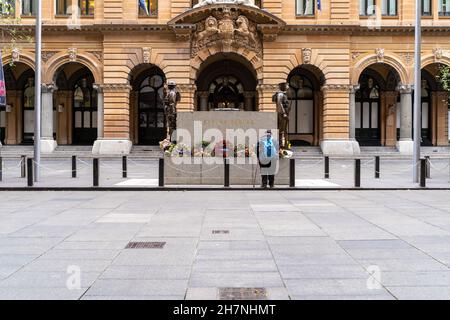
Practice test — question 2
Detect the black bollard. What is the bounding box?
[224,158,230,188]
[122,156,127,179]
[375,156,380,179]
[324,156,330,179]
[21,155,26,178]
[72,156,77,178]
[93,158,99,187]
[27,158,33,187]
[425,156,431,179]
[158,158,164,187]
[355,159,361,188]
[420,158,427,188]
[289,158,296,188]
[0,157,2,182]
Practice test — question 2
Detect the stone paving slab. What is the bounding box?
[0,190,449,300]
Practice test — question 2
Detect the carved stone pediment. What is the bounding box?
[168,4,286,57]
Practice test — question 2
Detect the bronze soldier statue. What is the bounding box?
[164,81,181,141]
[273,82,290,149]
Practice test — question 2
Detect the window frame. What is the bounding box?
[422,0,432,16]
[439,0,450,16]
[78,0,94,16]
[55,0,70,16]
[359,0,376,17]
[21,0,36,16]
[381,0,398,17]
[138,0,158,17]
[295,0,316,17]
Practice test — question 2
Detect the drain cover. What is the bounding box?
[219,288,267,300]
[212,230,230,234]
[125,242,166,249]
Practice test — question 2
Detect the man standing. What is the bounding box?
[257,129,279,188]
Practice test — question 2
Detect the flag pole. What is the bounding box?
[34,0,42,181]
[413,0,422,183]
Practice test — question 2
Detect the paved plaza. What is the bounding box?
[1,190,450,300]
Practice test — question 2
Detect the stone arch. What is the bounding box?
[1,51,35,70]
[125,49,168,83]
[45,51,102,84]
[190,45,263,84]
[421,54,450,69]
[352,53,409,85]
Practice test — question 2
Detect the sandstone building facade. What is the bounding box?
[1,0,449,154]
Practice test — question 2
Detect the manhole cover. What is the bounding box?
[125,242,166,249]
[212,230,230,234]
[219,288,267,300]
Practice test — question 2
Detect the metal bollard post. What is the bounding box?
[27,158,33,187]
[420,158,427,188]
[224,158,230,188]
[324,156,330,179]
[355,159,361,188]
[93,158,99,187]
[122,156,127,179]
[375,156,380,179]
[158,158,164,187]
[425,156,431,179]
[289,158,296,188]
[0,157,2,182]
[21,155,26,178]
[72,156,77,178]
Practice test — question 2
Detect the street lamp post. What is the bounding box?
[34,0,42,181]
[413,0,422,183]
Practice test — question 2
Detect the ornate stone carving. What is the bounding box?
[101,84,132,92]
[351,52,362,61]
[433,48,443,61]
[349,85,360,94]
[397,84,413,94]
[399,52,413,65]
[88,51,103,62]
[41,82,57,93]
[194,0,258,8]
[11,47,20,62]
[42,51,57,63]
[142,47,151,64]
[191,7,262,58]
[302,48,312,64]
[375,48,384,62]
[321,84,352,92]
[68,48,77,61]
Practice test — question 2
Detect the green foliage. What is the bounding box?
[438,65,450,92]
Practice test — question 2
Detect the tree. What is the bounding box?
[438,65,450,92]
[0,0,32,65]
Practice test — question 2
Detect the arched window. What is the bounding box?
[287,74,314,137]
[73,75,97,145]
[355,76,381,146]
[138,73,165,144]
[208,76,244,110]
[22,78,35,143]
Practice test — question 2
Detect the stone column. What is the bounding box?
[243,92,255,111]
[198,91,209,111]
[435,91,449,146]
[396,84,414,154]
[40,83,57,153]
[384,91,399,147]
[93,84,104,140]
[320,84,359,156]
[92,84,132,155]
[349,85,360,141]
